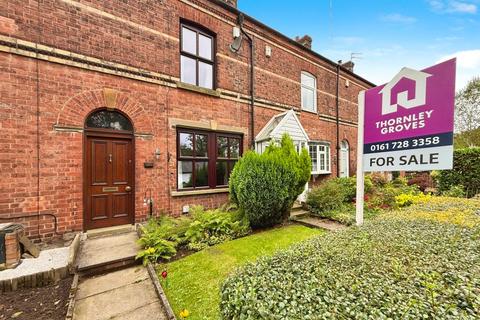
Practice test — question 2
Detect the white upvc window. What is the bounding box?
[301,72,317,112]
[309,143,331,174]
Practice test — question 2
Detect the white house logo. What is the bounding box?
[379,67,432,115]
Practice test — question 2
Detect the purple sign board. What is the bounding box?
[361,59,456,172]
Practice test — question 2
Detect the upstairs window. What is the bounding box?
[301,72,317,112]
[180,24,215,89]
[309,143,331,174]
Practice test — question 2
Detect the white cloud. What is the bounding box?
[439,49,480,89]
[450,1,477,13]
[428,0,478,13]
[380,13,417,24]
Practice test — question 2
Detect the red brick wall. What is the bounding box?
[0,0,371,239]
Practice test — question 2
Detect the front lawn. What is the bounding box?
[157,225,323,319]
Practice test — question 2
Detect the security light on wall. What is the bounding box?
[229,13,245,53]
[230,35,243,53]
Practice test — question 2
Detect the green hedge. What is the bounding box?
[220,218,480,319]
[438,147,480,197]
[229,134,310,228]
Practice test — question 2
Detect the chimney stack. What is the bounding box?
[341,61,355,72]
[219,0,237,7]
[295,35,312,49]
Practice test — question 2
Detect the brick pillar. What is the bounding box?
[1,225,23,269]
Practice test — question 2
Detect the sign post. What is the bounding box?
[355,59,456,225]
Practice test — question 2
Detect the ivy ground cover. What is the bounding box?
[221,197,480,319]
[157,225,323,319]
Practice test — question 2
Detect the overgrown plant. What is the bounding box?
[136,207,251,265]
[229,134,310,228]
[184,206,250,251]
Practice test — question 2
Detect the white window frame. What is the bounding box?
[340,140,349,177]
[301,71,317,112]
[309,143,331,174]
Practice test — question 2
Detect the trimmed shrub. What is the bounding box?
[220,211,480,319]
[229,134,310,228]
[306,180,346,213]
[438,147,480,197]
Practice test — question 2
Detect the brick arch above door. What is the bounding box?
[54,88,154,135]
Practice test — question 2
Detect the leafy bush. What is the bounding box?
[136,215,192,264]
[136,207,250,264]
[136,240,177,266]
[407,172,434,191]
[395,192,431,207]
[220,215,480,319]
[229,134,310,228]
[184,206,250,251]
[307,177,374,210]
[369,172,389,187]
[438,147,480,197]
[306,180,346,213]
[441,185,466,198]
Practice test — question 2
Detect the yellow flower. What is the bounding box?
[146,247,156,254]
[179,309,190,318]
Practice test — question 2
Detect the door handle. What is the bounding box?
[125,186,132,192]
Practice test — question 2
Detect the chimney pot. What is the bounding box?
[295,35,312,49]
[341,61,355,72]
[219,0,237,7]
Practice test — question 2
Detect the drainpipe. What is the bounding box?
[336,61,341,177]
[238,18,255,149]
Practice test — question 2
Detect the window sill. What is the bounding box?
[302,109,318,115]
[312,171,332,175]
[176,81,221,97]
[171,187,229,197]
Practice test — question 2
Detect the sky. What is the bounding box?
[238,0,480,90]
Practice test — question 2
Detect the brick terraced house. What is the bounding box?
[0,0,373,240]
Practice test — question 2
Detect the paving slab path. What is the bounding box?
[73,266,166,320]
[72,230,167,320]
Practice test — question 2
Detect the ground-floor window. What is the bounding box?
[177,129,242,190]
[309,143,331,174]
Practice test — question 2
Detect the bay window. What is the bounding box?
[177,129,242,190]
[309,143,331,174]
[180,23,215,89]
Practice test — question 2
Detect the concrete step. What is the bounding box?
[291,202,304,212]
[86,224,135,240]
[295,216,347,232]
[290,209,310,219]
[76,232,140,276]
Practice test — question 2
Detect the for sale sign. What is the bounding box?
[361,59,456,172]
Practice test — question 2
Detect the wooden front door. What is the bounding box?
[85,133,134,230]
